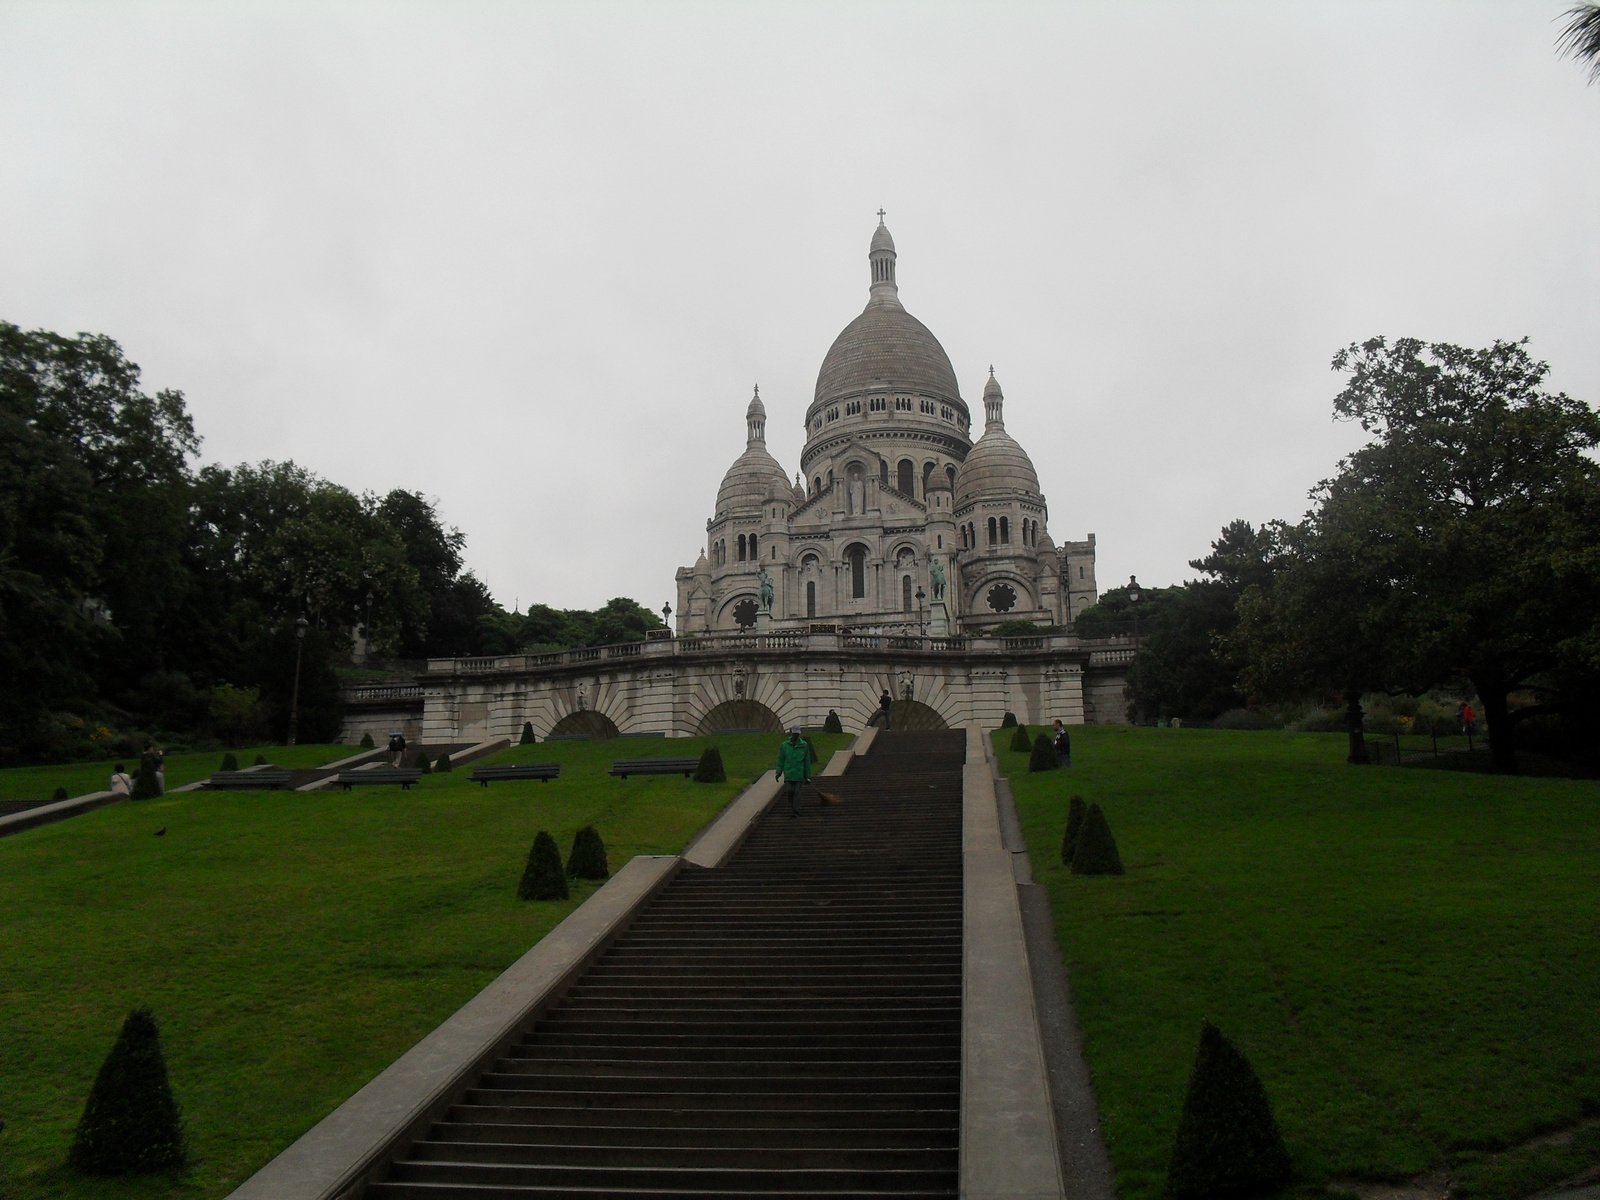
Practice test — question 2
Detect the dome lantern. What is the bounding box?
[983,367,1005,428]
[869,210,897,299]
[746,385,766,444]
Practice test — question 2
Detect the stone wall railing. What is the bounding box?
[345,685,425,704]
[423,631,1137,676]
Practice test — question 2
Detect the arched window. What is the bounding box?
[737,534,746,561]
[988,517,997,545]
[806,580,816,618]
[1000,516,1010,544]
[879,460,889,485]
[960,525,967,549]
[897,459,914,494]
[848,546,867,599]
[749,534,758,560]
[922,461,935,496]
[902,575,913,612]
[813,476,822,495]
[946,465,957,492]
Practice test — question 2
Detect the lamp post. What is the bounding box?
[662,601,672,635]
[287,615,309,747]
[1126,576,1143,727]
[915,586,926,641]
[363,589,374,661]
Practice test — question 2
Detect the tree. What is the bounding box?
[1238,338,1600,771]
[1558,3,1600,84]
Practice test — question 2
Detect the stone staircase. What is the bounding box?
[367,729,965,1198]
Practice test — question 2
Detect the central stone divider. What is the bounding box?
[231,726,1064,1198]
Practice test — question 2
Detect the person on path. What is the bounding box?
[879,689,893,731]
[388,731,407,768]
[774,725,812,817]
[1462,703,1476,737]
[109,763,132,796]
[1053,719,1072,768]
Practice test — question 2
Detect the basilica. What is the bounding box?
[675,219,1099,637]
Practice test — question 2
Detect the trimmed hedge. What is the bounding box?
[1167,1021,1292,1200]
[1071,802,1124,875]
[219,753,238,773]
[1061,795,1087,865]
[694,746,726,783]
[1029,732,1059,772]
[434,752,453,773]
[518,831,568,900]
[520,721,536,745]
[253,754,267,765]
[1011,723,1033,753]
[413,750,432,774]
[824,710,843,733]
[1000,711,1018,728]
[68,1008,186,1175]
[567,825,609,880]
[358,732,375,749]
[53,786,70,801]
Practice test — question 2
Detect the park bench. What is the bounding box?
[609,757,699,779]
[469,763,561,787]
[207,769,293,790]
[334,768,424,791]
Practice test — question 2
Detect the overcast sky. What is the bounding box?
[3,1,1597,612]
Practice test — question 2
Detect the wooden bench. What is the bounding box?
[334,768,424,791]
[207,769,293,790]
[609,758,699,779]
[469,763,561,787]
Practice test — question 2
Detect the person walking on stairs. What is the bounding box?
[774,725,812,816]
[879,688,894,730]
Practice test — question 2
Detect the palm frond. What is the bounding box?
[1557,2,1600,84]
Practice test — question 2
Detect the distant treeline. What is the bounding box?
[0,322,659,764]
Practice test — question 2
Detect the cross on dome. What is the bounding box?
[877,208,886,224]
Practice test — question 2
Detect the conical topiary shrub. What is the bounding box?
[520,721,536,745]
[1029,732,1059,772]
[253,753,267,765]
[131,753,162,800]
[824,710,843,734]
[1071,802,1124,875]
[1011,723,1033,753]
[808,738,818,764]
[413,750,432,774]
[68,1008,187,1174]
[54,785,70,801]
[694,746,726,782]
[219,753,238,773]
[359,732,375,749]
[434,752,453,773]
[518,831,568,900]
[1061,795,1088,865]
[1001,711,1018,728]
[1166,1021,1292,1200]
[567,825,609,880]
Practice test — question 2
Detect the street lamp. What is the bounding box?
[915,586,926,640]
[662,601,672,634]
[287,615,309,747]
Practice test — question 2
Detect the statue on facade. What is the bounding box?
[758,568,775,612]
[929,557,946,602]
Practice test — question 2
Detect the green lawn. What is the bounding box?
[997,726,1600,1200]
[0,732,847,1199]
[0,745,353,805]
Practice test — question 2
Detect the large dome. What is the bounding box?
[812,219,963,408]
[955,371,1041,504]
[813,300,961,406]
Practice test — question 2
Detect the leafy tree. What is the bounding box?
[1558,3,1600,83]
[1238,338,1600,772]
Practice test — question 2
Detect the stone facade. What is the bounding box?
[676,218,1097,639]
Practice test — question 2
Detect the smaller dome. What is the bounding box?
[955,371,1042,505]
[747,387,766,420]
[717,444,792,514]
[870,220,895,254]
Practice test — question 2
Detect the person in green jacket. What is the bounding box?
[774,725,812,817]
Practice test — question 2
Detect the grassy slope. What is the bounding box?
[996,727,1600,1200]
[0,745,353,804]
[0,732,846,1200]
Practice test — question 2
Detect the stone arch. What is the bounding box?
[698,699,784,735]
[549,710,620,739]
[843,542,870,600]
[968,574,1035,616]
[717,593,761,629]
[873,700,948,731]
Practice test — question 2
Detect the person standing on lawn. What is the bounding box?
[388,730,407,768]
[879,689,894,730]
[1053,719,1072,768]
[774,726,812,817]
